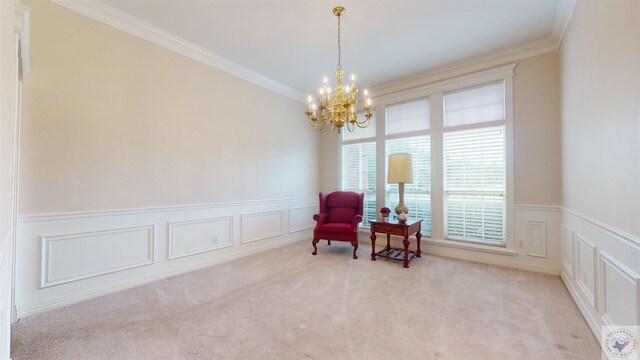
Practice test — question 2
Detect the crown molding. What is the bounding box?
[371,36,559,98]
[49,0,305,102]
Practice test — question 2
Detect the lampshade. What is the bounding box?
[387,153,414,184]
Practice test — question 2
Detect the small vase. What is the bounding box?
[398,212,407,223]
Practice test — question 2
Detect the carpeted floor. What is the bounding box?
[11,240,601,359]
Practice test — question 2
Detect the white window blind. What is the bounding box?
[386,136,431,235]
[341,142,376,226]
[386,99,430,135]
[443,126,505,244]
[444,81,504,128]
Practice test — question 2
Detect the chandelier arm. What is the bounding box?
[346,119,355,132]
[314,119,327,131]
[356,119,370,128]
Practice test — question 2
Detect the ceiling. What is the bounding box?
[100,0,574,97]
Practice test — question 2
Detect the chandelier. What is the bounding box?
[305,6,372,134]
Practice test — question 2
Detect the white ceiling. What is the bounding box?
[100,0,573,97]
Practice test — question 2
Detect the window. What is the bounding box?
[341,114,376,226]
[443,81,506,245]
[338,67,512,249]
[385,99,431,235]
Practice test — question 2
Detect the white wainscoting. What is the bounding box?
[359,204,563,275]
[560,208,640,344]
[15,197,317,319]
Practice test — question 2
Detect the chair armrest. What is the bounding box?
[313,213,328,226]
[352,215,363,227]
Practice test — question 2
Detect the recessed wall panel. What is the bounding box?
[40,225,155,288]
[168,216,233,259]
[526,220,547,258]
[561,225,574,277]
[601,254,640,326]
[576,234,597,307]
[288,206,317,233]
[241,210,284,243]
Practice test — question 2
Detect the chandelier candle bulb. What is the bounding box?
[304,6,373,133]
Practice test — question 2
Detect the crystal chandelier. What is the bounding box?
[305,6,372,134]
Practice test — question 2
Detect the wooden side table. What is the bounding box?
[370,218,422,268]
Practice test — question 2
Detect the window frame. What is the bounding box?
[340,114,378,227]
[339,64,516,255]
[384,97,432,236]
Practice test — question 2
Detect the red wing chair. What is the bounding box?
[312,191,364,259]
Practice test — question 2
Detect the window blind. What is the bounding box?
[386,136,431,235]
[444,81,504,128]
[386,99,430,135]
[341,142,377,226]
[443,126,505,244]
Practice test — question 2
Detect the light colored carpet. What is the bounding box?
[12,240,601,359]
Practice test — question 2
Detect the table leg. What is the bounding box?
[386,233,390,248]
[370,232,377,261]
[416,231,422,258]
[403,236,410,268]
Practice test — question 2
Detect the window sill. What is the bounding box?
[426,238,518,256]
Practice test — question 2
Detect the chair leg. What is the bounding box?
[328,240,331,245]
[312,237,319,255]
[352,240,358,259]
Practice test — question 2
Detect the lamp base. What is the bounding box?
[395,203,409,215]
[395,182,409,215]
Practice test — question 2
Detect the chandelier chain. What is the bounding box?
[337,13,341,69]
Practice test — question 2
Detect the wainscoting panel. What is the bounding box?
[575,234,597,308]
[241,210,284,244]
[561,225,574,278]
[526,220,547,258]
[288,206,317,233]
[560,208,640,344]
[600,253,640,326]
[40,225,155,288]
[15,197,315,319]
[168,217,233,260]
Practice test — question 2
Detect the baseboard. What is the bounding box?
[426,243,561,276]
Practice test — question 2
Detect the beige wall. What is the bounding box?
[513,51,561,205]
[560,0,640,237]
[319,52,562,206]
[318,127,340,191]
[19,0,320,214]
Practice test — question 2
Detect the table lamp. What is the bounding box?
[387,153,414,215]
